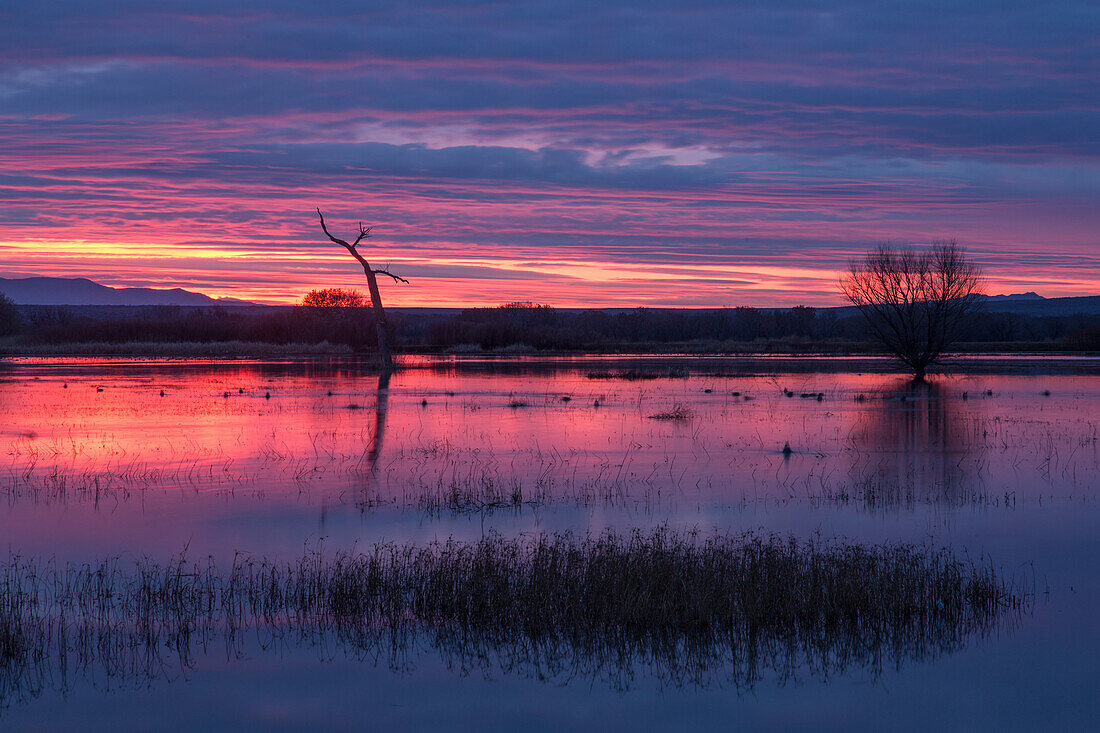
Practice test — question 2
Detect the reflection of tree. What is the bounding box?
[848,380,983,508]
[351,372,390,509]
[368,371,390,467]
[0,531,1022,707]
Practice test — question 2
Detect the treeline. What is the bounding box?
[1,300,1099,353]
[424,304,1100,351]
[4,304,386,348]
[425,304,841,350]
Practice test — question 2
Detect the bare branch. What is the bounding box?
[316,208,351,249]
[372,268,409,284]
[354,222,372,246]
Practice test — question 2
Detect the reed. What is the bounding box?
[586,368,688,381]
[647,404,694,421]
[0,529,1024,705]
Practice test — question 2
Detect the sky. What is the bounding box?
[0,1,1097,307]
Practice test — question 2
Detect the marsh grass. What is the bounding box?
[4,373,1094,513]
[0,437,1034,514]
[647,404,694,421]
[414,474,533,515]
[586,369,688,381]
[0,529,1023,706]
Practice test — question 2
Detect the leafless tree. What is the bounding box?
[316,209,408,371]
[840,240,984,381]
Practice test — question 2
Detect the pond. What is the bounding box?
[0,355,1097,731]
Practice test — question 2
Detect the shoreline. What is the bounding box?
[2,349,1098,377]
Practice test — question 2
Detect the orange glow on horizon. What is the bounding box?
[4,236,1099,308]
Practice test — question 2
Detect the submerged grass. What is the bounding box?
[414,474,532,514]
[586,368,689,381]
[0,529,1024,705]
[647,404,694,421]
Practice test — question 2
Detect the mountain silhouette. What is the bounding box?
[0,277,255,306]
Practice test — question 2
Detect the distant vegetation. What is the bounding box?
[0,294,19,337]
[1,303,382,352]
[0,301,1098,356]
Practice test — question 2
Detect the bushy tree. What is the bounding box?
[301,288,366,309]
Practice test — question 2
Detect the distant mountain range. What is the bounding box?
[974,292,1100,316]
[0,277,255,306]
[0,275,1096,315]
[825,291,1100,317]
[982,291,1044,301]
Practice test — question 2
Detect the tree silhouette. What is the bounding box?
[0,293,21,336]
[316,209,407,370]
[840,240,983,381]
[301,288,365,309]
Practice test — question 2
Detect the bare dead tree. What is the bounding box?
[840,240,984,381]
[316,208,408,371]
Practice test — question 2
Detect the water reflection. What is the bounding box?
[368,372,390,468]
[846,380,986,508]
[0,361,1095,516]
[0,357,1092,729]
[0,530,1024,710]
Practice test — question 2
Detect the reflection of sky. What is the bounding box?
[0,359,1098,728]
[1,2,1098,305]
[1,360,1096,560]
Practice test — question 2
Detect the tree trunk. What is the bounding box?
[315,209,405,373]
[362,267,393,371]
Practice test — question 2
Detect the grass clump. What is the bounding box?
[0,529,1024,702]
[586,368,688,381]
[415,475,528,515]
[647,404,694,421]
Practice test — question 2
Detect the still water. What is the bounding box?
[0,356,1097,731]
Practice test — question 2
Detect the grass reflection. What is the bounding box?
[0,528,1025,708]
